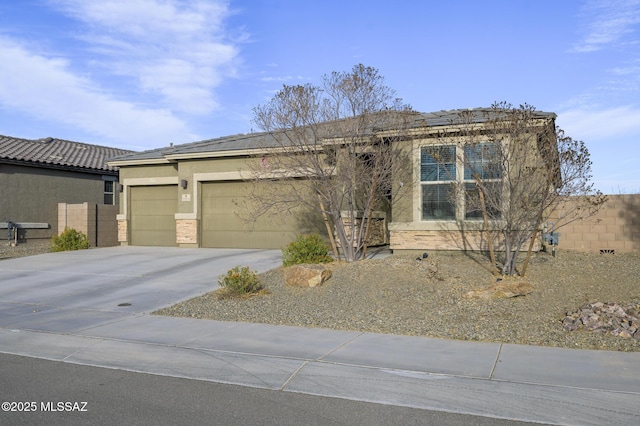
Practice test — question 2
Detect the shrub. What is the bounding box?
[50,228,90,252]
[282,233,333,266]
[217,266,262,295]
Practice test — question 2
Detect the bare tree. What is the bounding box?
[442,102,606,276]
[246,64,414,262]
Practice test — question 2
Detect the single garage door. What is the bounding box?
[130,185,178,246]
[201,181,303,249]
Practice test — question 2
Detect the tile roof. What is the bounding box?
[0,135,134,173]
[108,108,557,164]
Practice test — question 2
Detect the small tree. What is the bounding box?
[443,102,605,276]
[247,64,414,262]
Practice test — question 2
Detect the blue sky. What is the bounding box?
[1,0,639,193]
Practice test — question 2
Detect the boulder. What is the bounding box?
[285,264,332,288]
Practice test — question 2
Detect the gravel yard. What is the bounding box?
[155,249,640,352]
[3,240,638,352]
[0,239,51,260]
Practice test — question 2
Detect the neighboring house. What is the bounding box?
[0,135,134,240]
[108,108,557,251]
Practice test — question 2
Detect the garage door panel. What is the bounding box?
[134,200,177,210]
[130,185,178,246]
[201,181,314,249]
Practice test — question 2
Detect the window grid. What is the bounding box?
[104,181,114,205]
[420,143,500,221]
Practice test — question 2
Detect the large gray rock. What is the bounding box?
[284,264,332,287]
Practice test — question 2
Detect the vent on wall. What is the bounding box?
[600,249,615,255]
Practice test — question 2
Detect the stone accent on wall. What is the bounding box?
[117,219,128,243]
[336,212,388,247]
[176,219,198,245]
[390,229,490,251]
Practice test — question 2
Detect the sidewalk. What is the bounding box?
[2,312,639,425]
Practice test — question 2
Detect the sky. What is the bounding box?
[1,0,639,193]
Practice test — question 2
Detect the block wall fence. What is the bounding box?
[551,194,640,254]
[57,202,119,247]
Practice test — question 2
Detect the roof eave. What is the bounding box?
[1,157,119,175]
[107,157,175,167]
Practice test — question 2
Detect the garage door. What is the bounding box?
[201,181,304,249]
[130,185,178,246]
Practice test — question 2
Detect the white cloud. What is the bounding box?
[557,105,640,140]
[0,37,192,148]
[259,75,305,82]
[573,0,640,53]
[556,106,640,193]
[50,0,241,114]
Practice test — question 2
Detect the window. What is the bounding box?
[463,143,501,219]
[104,180,114,205]
[420,146,456,220]
[420,143,501,220]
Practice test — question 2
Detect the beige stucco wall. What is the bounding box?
[388,134,555,253]
[116,156,325,247]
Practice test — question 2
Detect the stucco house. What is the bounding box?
[108,108,557,251]
[0,135,134,241]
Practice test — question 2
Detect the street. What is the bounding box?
[0,353,540,426]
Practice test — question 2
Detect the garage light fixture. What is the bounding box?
[180,179,188,189]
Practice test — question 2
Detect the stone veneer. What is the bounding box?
[176,219,198,245]
[390,229,494,251]
[117,219,128,244]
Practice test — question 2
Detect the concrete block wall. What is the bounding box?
[58,203,119,247]
[551,194,640,254]
[97,205,118,247]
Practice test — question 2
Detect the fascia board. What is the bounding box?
[107,158,173,167]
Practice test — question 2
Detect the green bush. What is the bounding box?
[217,266,262,294]
[282,233,333,266]
[50,228,90,252]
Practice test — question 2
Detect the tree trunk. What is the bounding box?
[477,185,498,276]
[317,197,340,260]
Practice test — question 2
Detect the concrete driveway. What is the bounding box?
[0,246,282,332]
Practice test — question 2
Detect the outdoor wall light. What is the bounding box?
[180,179,188,189]
[118,183,124,192]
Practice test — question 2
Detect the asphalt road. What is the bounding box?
[0,354,543,426]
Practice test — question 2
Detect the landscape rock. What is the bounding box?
[563,302,640,339]
[463,279,533,300]
[284,264,332,288]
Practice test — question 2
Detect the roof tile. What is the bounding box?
[0,135,134,172]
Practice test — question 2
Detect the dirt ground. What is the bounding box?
[156,248,640,352]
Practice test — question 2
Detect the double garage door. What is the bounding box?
[200,181,300,249]
[129,181,305,248]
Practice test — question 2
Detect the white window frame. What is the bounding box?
[416,141,501,223]
[103,177,116,205]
